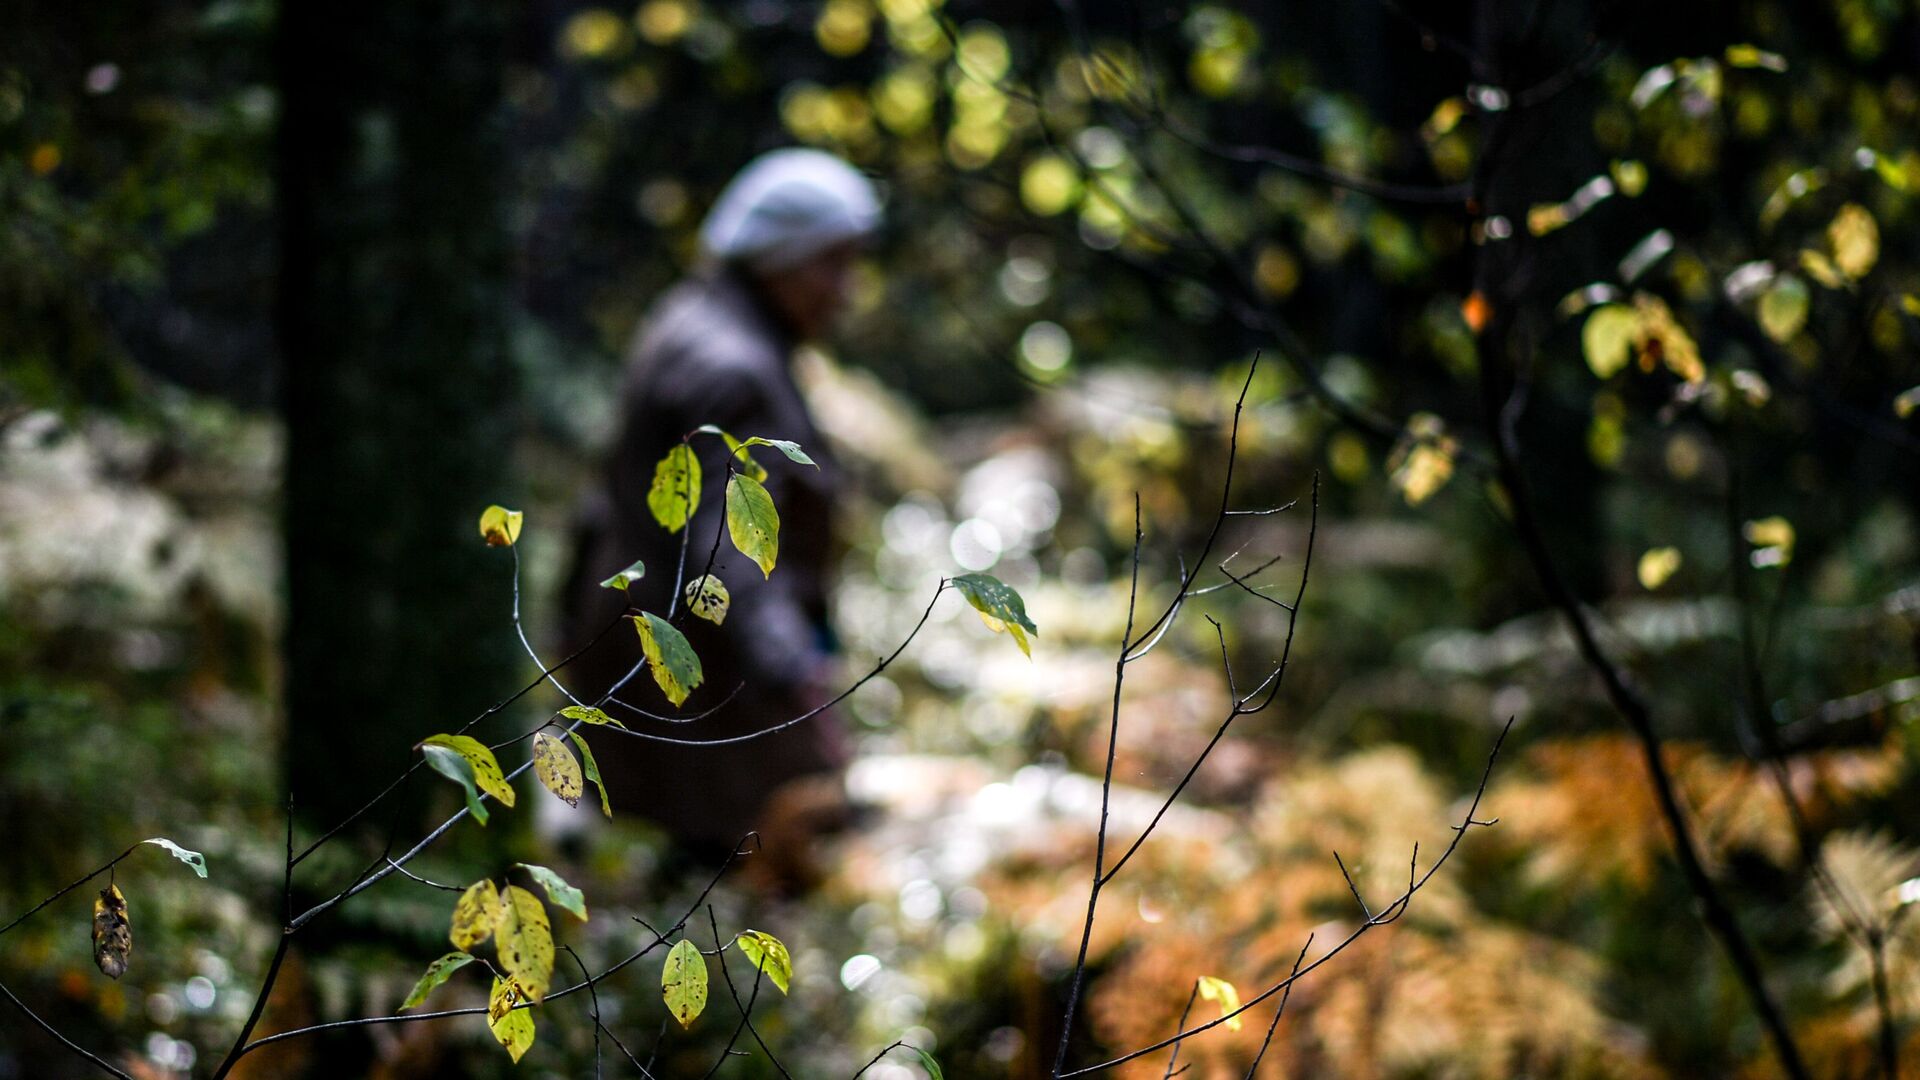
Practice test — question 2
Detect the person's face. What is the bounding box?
[758,240,860,341]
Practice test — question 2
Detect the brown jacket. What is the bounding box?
[560,267,845,849]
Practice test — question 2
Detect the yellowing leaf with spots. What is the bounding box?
[568,731,613,819]
[450,879,501,951]
[725,473,780,578]
[420,734,515,809]
[479,505,523,547]
[487,977,536,1063]
[632,612,704,707]
[494,884,554,1004]
[647,444,702,533]
[662,938,708,1029]
[951,573,1038,658]
[532,731,582,809]
[733,929,793,994]
[92,884,131,979]
[685,574,730,625]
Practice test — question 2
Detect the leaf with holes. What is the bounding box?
[631,612,704,707]
[532,731,582,808]
[494,884,554,1003]
[450,879,501,951]
[487,977,535,1063]
[951,573,1038,658]
[143,838,207,878]
[568,731,613,818]
[647,444,701,533]
[725,473,780,578]
[732,929,792,994]
[559,704,627,730]
[684,574,730,625]
[517,864,587,922]
[92,884,131,979]
[400,952,474,1011]
[662,938,708,1029]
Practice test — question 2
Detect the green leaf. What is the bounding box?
[631,612,704,707]
[1196,975,1243,1032]
[479,504,523,547]
[951,573,1038,657]
[913,1046,946,1080]
[494,884,554,1004]
[420,734,516,809]
[725,473,780,578]
[487,977,536,1063]
[1581,304,1638,378]
[400,952,474,1011]
[662,938,708,1029]
[599,559,646,591]
[722,432,768,482]
[516,864,587,922]
[143,838,207,878]
[559,704,627,730]
[738,436,817,468]
[531,731,583,809]
[421,744,490,826]
[1757,275,1809,342]
[732,929,793,994]
[450,880,501,951]
[568,731,613,819]
[684,574,730,625]
[647,444,701,533]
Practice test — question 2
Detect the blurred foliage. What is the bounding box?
[4,0,1920,1077]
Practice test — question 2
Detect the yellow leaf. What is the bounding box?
[1743,516,1795,568]
[1894,386,1920,419]
[1581,304,1639,378]
[488,977,536,1063]
[1632,293,1703,383]
[420,734,516,809]
[92,884,131,979]
[684,574,730,625]
[1756,276,1808,342]
[532,731,583,809]
[478,504,523,547]
[1389,414,1456,506]
[1195,975,1243,1032]
[733,929,794,994]
[662,938,708,1029]
[1637,547,1682,590]
[1799,248,1844,290]
[1610,159,1648,197]
[450,879,501,951]
[494,884,554,1004]
[724,473,780,578]
[1828,203,1879,279]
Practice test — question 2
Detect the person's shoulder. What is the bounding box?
[621,281,786,428]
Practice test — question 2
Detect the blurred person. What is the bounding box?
[558,149,879,880]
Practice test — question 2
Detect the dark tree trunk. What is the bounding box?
[278,1,517,835]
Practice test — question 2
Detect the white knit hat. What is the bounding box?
[699,148,882,272]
